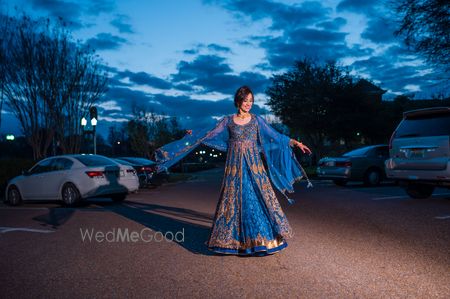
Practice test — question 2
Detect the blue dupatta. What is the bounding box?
[154,114,313,204]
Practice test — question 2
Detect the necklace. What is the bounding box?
[236,112,250,119]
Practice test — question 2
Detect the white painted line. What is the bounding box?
[373,193,450,200]
[0,207,50,210]
[0,227,56,234]
[372,195,408,200]
[434,215,450,220]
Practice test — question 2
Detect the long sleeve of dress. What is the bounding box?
[255,114,313,204]
[154,115,230,173]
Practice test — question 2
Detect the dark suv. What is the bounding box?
[385,107,450,198]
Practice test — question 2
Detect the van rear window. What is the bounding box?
[396,114,450,137]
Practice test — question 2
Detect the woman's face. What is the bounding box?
[239,93,253,113]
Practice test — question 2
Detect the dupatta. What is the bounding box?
[154,113,313,205]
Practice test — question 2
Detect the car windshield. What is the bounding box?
[343,147,371,157]
[396,113,450,137]
[74,155,117,167]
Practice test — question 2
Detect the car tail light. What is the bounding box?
[318,161,325,167]
[85,171,104,178]
[141,166,154,172]
[336,161,352,167]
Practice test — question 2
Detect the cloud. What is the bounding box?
[255,27,367,68]
[336,0,380,14]
[206,0,331,30]
[110,14,134,34]
[115,70,172,90]
[316,17,347,31]
[30,0,83,28]
[103,85,269,131]
[350,54,441,96]
[207,43,232,53]
[85,33,128,50]
[172,55,233,82]
[183,43,232,56]
[206,0,445,98]
[85,0,115,15]
[30,0,116,29]
[361,17,398,43]
[171,54,269,94]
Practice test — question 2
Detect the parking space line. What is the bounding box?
[0,207,51,210]
[372,195,408,200]
[372,192,450,201]
[434,215,450,220]
[0,227,56,234]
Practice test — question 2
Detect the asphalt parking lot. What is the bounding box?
[1,167,449,298]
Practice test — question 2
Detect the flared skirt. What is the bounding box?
[206,142,293,255]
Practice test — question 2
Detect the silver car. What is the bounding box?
[4,154,139,206]
[385,107,450,198]
[317,145,390,186]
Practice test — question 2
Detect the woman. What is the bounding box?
[155,86,313,256]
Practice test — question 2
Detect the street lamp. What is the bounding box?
[81,106,98,154]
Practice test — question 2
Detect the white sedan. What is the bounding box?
[4,154,139,206]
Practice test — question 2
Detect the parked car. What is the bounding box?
[317,144,390,186]
[117,157,169,186]
[113,158,151,188]
[385,107,450,198]
[4,154,139,206]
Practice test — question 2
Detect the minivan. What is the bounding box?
[385,107,450,198]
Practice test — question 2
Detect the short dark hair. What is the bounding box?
[234,85,254,108]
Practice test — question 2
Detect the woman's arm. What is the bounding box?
[289,138,312,155]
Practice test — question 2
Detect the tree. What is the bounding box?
[266,58,371,160]
[393,0,450,72]
[126,102,185,158]
[0,9,11,130]
[0,13,108,160]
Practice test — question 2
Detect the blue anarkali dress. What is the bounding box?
[155,113,313,256]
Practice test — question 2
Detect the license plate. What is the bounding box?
[409,149,424,158]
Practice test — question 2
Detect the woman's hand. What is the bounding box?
[290,139,312,155]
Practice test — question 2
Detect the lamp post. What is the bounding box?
[81,106,98,154]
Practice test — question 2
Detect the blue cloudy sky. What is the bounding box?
[1,0,447,138]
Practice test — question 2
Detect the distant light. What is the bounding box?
[356,132,360,136]
[6,134,15,141]
[117,141,121,145]
[91,117,97,126]
[81,117,87,126]
[209,153,212,156]
[212,149,214,152]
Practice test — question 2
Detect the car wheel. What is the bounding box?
[7,185,23,206]
[333,179,348,186]
[111,193,127,202]
[405,184,435,199]
[61,183,81,206]
[364,168,381,186]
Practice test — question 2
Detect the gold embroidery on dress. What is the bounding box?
[207,113,293,250]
